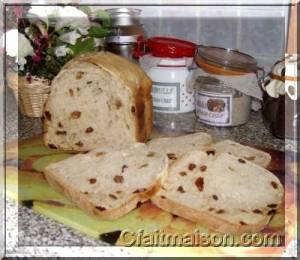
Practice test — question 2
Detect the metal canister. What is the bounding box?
[106,35,140,62]
[105,8,144,62]
[105,8,142,27]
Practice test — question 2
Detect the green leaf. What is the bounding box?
[88,25,110,38]
[69,37,96,56]
[32,153,73,172]
[78,6,92,16]
[94,9,111,28]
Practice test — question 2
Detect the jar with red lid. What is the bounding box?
[138,36,197,129]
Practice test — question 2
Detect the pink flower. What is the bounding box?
[33,35,48,48]
[32,52,42,63]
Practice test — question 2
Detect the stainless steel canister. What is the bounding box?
[105,35,140,62]
[105,8,144,62]
[105,8,142,27]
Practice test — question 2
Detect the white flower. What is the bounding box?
[28,6,90,33]
[2,29,34,63]
[78,27,89,36]
[18,33,34,59]
[55,6,90,31]
[54,45,72,57]
[18,57,27,71]
[27,6,60,25]
[24,27,30,35]
[59,30,81,45]
[94,38,104,48]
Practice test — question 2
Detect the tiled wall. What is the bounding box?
[94,4,290,73]
[140,6,288,73]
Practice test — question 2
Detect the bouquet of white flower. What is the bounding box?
[3,5,111,117]
[3,5,111,81]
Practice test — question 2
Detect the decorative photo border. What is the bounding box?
[1,0,298,257]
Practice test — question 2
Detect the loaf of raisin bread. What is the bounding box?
[43,51,153,151]
[44,143,168,220]
[151,151,283,234]
[206,140,272,168]
[147,132,212,161]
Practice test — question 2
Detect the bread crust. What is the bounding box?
[43,51,153,150]
[151,196,272,235]
[135,87,153,142]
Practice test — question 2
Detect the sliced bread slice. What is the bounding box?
[205,140,271,168]
[44,143,168,220]
[147,132,212,162]
[151,151,283,234]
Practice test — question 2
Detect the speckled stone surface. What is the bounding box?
[17,201,110,247]
[5,89,296,248]
[153,111,296,152]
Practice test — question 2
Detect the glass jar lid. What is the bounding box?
[196,45,258,73]
[194,75,237,95]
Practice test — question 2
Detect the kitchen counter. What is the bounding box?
[152,111,295,152]
[5,89,296,247]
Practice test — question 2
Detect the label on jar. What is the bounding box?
[196,90,232,126]
[152,81,180,112]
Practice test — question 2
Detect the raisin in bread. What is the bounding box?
[43,51,153,151]
[206,140,271,168]
[151,151,283,234]
[44,143,168,220]
[147,132,212,161]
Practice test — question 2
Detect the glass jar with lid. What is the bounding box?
[194,45,263,127]
[262,55,299,139]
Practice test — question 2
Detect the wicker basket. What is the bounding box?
[7,72,51,118]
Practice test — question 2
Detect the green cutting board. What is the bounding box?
[5,136,286,246]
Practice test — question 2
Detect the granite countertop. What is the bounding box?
[5,89,296,247]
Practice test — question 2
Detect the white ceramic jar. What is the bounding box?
[146,56,195,113]
[139,37,197,115]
